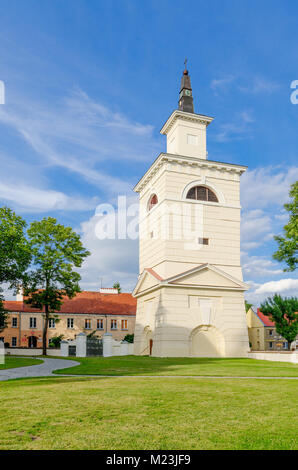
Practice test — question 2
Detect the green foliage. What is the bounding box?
[0,207,31,329]
[113,282,121,293]
[87,330,97,338]
[273,181,298,271]
[0,290,7,332]
[123,333,134,343]
[24,217,90,354]
[49,335,64,348]
[245,301,253,313]
[260,294,298,349]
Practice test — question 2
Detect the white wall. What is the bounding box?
[248,351,298,364]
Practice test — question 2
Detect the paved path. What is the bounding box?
[0,357,79,381]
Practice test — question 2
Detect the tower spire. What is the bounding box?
[178,59,194,114]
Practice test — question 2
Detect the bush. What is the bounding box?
[123,334,134,343]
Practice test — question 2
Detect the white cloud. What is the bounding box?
[238,77,280,94]
[214,110,254,142]
[241,252,283,278]
[210,76,236,93]
[0,181,93,212]
[241,166,298,209]
[255,278,298,294]
[0,88,159,196]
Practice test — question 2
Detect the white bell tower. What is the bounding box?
[133,63,249,358]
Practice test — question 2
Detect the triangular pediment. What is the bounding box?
[133,268,162,296]
[167,264,247,290]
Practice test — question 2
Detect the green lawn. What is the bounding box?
[0,376,297,450]
[0,356,42,370]
[54,355,298,377]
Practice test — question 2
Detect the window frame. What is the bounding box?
[186,185,218,203]
[121,319,128,330]
[85,319,92,330]
[49,318,56,329]
[96,319,104,330]
[12,317,18,328]
[30,317,37,329]
[11,337,17,347]
[111,319,117,330]
[67,318,74,329]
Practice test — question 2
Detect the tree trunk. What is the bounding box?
[43,305,49,356]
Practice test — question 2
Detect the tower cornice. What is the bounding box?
[160,110,214,136]
[134,152,247,193]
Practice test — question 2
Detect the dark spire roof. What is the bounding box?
[178,59,194,113]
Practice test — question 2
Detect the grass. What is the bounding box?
[0,356,42,370]
[0,375,297,450]
[53,355,298,377]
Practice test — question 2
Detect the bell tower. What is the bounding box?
[133,63,249,358]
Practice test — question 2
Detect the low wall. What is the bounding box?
[248,351,298,364]
[5,348,61,357]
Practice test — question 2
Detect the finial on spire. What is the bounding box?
[178,59,194,113]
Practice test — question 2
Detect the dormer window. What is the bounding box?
[148,194,158,211]
[186,186,218,203]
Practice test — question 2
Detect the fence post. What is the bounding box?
[76,333,87,357]
[103,333,113,357]
[60,340,69,357]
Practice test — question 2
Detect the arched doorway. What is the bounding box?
[149,339,153,356]
[28,336,37,348]
[190,326,225,357]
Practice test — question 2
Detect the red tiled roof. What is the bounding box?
[257,308,275,327]
[3,292,136,316]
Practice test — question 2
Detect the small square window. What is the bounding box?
[187,134,198,145]
[198,238,209,245]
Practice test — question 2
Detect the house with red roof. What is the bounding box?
[0,288,136,350]
[246,307,296,351]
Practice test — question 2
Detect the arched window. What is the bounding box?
[186,186,218,203]
[148,194,158,211]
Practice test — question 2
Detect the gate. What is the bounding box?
[86,337,103,356]
[68,345,76,356]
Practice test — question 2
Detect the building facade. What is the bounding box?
[133,65,249,357]
[246,308,297,351]
[0,289,136,349]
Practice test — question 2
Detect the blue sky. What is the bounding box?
[0,0,297,303]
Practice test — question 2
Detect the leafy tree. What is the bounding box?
[123,333,134,343]
[113,282,121,293]
[24,217,90,355]
[245,301,253,313]
[273,181,298,271]
[49,334,64,348]
[0,207,31,329]
[260,294,298,350]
